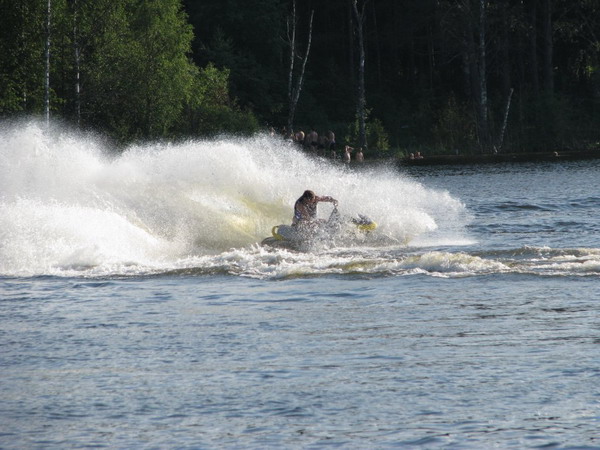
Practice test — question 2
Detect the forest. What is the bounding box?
[1,0,599,157]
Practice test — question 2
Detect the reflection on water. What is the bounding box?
[1,275,598,448]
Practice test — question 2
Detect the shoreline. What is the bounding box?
[399,149,600,166]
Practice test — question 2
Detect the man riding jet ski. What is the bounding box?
[293,190,338,227]
[261,190,377,250]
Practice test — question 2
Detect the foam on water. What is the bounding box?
[0,121,472,277]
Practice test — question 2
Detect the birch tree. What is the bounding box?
[70,0,81,126]
[286,0,313,134]
[352,0,368,151]
[477,0,489,150]
[45,0,51,126]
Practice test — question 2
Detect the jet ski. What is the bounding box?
[261,206,377,250]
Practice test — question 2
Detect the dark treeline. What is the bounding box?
[1,0,599,156]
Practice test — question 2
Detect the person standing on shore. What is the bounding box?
[306,128,318,153]
[318,134,328,156]
[327,130,336,152]
[356,148,364,163]
[343,145,352,163]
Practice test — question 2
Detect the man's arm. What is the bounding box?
[316,196,338,206]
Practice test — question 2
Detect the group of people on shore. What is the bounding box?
[271,127,365,163]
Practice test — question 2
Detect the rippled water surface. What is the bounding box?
[1,124,599,448]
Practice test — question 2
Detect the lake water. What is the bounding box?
[1,123,599,448]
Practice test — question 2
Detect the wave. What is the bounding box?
[0,121,471,277]
[70,246,600,279]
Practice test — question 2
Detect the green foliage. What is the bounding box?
[433,95,477,154]
[514,93,575,152]
[0,0,48,115]
[196,105,259,136]
[185,0,287,124]
[1,0,599,150]
[366,118,390,154]
[193,63,231,109]
[83,0,196,141]
[345,108,390,155]
[178,63,259,136]
[0,0,243,142]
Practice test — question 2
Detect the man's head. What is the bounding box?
[301,190,316,203]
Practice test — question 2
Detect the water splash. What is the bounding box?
[0,121,470,277]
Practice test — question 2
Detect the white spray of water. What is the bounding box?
[0,121,470,276]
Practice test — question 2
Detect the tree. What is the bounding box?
[44,0,51,126]
[83,0,197,141]
[69,0,81,126]
[1,0,599,150]
[286,0,314,133]
[178,63,259,136]
[437,0,491,151]
[541,0,553,94]
[0,0,49,115]
[352,0,369,151]
[183,0,287,125]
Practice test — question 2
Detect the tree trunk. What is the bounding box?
[72,0,81,127]
[352,0,368,151]
[460,0,475,100]
[529,0,540,95]
[287,0,296,110]
[477,0,489,150]
[347,2,355,86]
[371,3,382,88]
[45,0,51,127]
[541,0,553,93]
[428,24,435,92]
[500,0,512,98]
[498,87,514,152]
[286,2,313,134]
